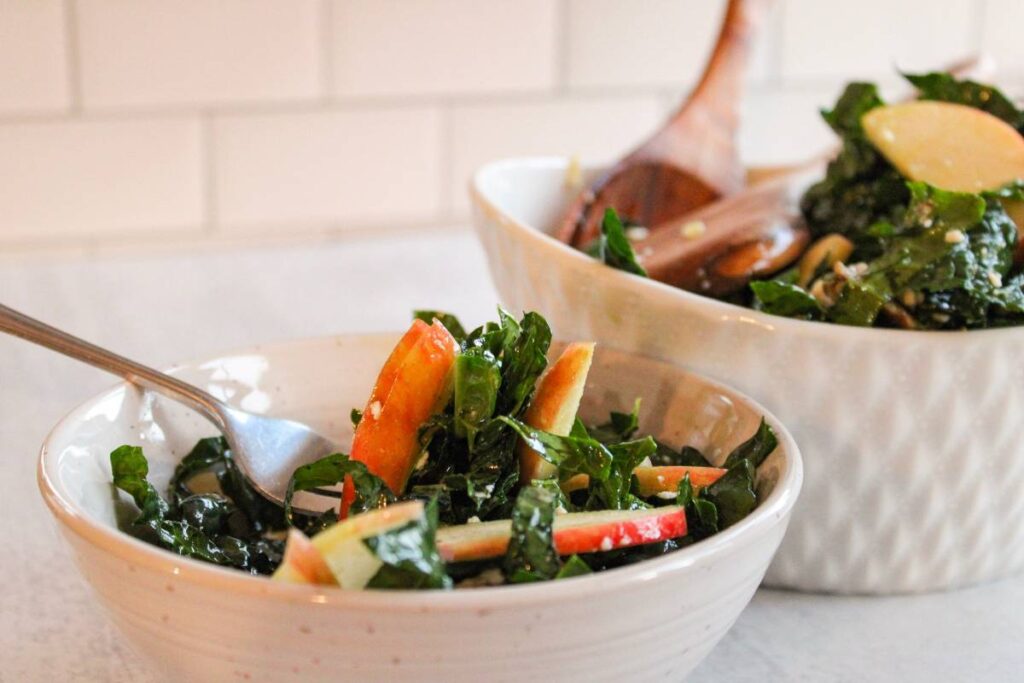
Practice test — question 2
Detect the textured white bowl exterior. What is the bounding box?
[471,157,1024,595]
[39,334,800,682]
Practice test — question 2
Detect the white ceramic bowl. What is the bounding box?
[471,157,1024,595]
[39,333,800,682]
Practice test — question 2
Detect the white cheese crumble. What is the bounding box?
[680,220,707,239]
[944,229,966,244]
[368,400,382,420]
[625,226,650,241]
[988,271,1003,287]
[599,536,613,551]
[466,515,481,524]
[656,491,677,500]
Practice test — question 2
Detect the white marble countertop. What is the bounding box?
[2,230,1021,682]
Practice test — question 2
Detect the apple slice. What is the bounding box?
[283,501,426,589]
[633,466,727,497]
[272,528,337,585]
[518,342,595,482]
[559,465,726,497]
[343,320,459,515]
[436,506,687,563]
[862,101,1024,193]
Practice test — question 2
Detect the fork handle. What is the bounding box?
[0,302,226,428]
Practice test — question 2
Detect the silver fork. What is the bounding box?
[1,302,340,512]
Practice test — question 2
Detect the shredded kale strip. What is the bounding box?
[596,208,648,277]
[670,419,778,536]
[407,308,552,524]
[587,398,641,445]
[504,484,562,583]
[284,452,396,533]
[364,498,451,589]
[111,445,283,574]
[499,416,653,511]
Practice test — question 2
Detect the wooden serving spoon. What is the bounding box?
[634,55,990,297]
[556,0,774,248]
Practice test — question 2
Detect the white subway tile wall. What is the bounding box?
[0,0,1019,249]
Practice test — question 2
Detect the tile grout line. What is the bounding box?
[62,0,83,113]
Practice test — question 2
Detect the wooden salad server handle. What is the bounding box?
[635,54,991,296]
[555,0,774,248]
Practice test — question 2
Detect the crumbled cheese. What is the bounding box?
[564,155,583,189]
[368,401,382,420]
[988,271,1003,288]
[680,220,707,239]
[832,261,856,279]
[944,229,966,244]
[810,279,834,307]
[467,515,481,524]
[599,536,613,551]
[656,491,677,500]
[625,226,650,241]
[851,262,869,276]
[456,567,505,588]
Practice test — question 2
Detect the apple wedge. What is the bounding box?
[436,506,687,563]
[275,501,426,588]
[342,320,459,515]
[518,342,595,482]
[271,528,337,585]
[561,465,727,497]
[862,101,1024,193]
[633,466,727,497]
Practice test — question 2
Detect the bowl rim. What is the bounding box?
[470,155,1024,343]
[38,332,802,611]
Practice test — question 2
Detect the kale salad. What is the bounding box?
[593,71,1024,330]
[110,309,776,589]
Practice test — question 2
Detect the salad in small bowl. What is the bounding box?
[39,309,801,681]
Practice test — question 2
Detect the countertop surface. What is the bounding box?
[1,230,1022,682]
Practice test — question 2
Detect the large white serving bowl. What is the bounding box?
[39,333,800,682]
[471,156,1024,595]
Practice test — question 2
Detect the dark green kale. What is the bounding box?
[555,554,593,579]
[800,82,909,240]
[749,280,823,319]
[283,452,396,533]
[364,498,451,589]
[111,445,282,575]
[904,71,1024,132]
[828,183,1020,328]
[499,416,653,511]
[587,398,641,445]
[504,484,562,583]
[596,207,648,277]
[407,308,551,524]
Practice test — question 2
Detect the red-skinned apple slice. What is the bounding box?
[436,506,687,563]
[633,466,727,497]
[561,465,727,497]
[342,320,459,516]
[276,501,426,588]
[518,342,595,482]
[271,528,337,585]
